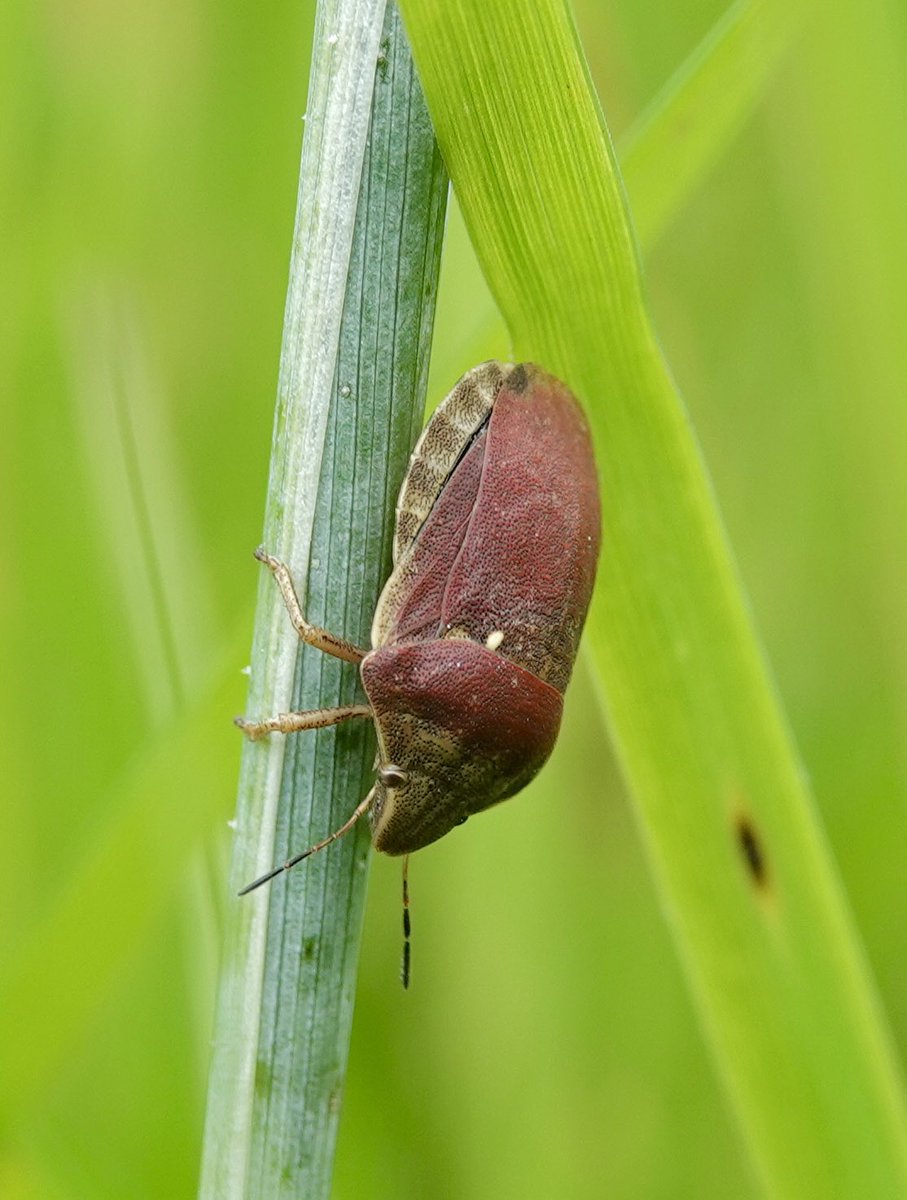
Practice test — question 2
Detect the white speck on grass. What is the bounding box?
[327,33,338,45]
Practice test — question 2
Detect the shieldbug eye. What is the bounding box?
[378,765,409,788]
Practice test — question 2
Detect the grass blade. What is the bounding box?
[198,2,447,1196]
[621,0,798,249]
[0,650,241,1117]
[398,0,907,1194]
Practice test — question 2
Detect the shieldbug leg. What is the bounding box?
[235,703,372,741]
[238,787,375,895]
[255,545,367,664]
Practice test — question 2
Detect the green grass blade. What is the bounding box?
[198,2,448,1197]
[429,0,796,393]
[621,0,798,249]
[0,649,241,1118]
[430,0,803,395]
[66,284,221,711]
[398,1,907,1195]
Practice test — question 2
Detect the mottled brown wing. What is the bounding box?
[391,360,508,563]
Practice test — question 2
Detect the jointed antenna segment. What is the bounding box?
[238,789,375,895]
[401,855,412,989]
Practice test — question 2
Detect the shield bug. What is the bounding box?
[238,361,600,899]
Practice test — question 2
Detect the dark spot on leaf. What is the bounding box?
[735,813,768,889]
[303,937,317,960]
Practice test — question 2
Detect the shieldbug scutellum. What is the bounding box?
[237,362,600,982]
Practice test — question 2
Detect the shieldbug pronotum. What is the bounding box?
[237,362,600,975]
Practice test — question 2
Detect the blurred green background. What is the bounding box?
[3,0,907,1197]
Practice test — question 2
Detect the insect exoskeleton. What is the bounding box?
[237,361,600,888]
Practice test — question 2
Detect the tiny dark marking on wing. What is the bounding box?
[508,363,529,392]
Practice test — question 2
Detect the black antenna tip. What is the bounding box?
[237,864,284,895]
[400,854,412,988]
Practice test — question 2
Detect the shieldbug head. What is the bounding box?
[237,362,601,980]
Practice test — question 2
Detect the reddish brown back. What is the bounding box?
[372,363,600,693]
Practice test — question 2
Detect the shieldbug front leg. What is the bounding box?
[254,546,367,664]
[236,547,372,739]
[235,703,372,741]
